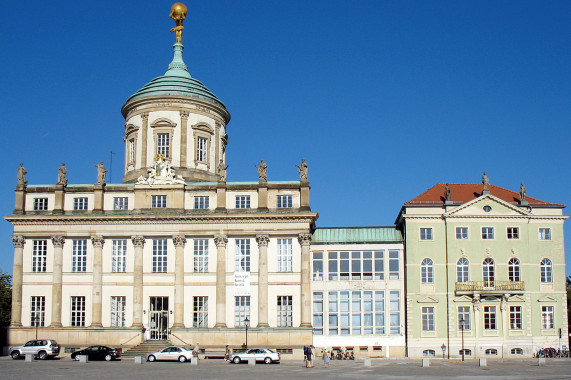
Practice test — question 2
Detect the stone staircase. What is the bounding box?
[121,340,174,358]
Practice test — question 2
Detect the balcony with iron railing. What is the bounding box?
[455,281,525,295]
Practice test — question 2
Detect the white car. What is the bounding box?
[146,346,194,362]
[10,339,60,360]
[229,348,280,364]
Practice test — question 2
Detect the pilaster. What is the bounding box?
[141,112,149,167]
[256,234,270,327]
[10,236,25,326]
[298,233,312,327]
[173,235,187,328]
[214,235,228,327]
[90,236,104,327]
[180,111,189,167]
[131,236,145,328]
[50,236,65,327]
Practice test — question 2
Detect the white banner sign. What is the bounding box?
[234,272,250,295]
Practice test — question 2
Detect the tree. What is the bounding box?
[0,271,11,328]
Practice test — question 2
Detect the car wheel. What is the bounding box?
[178,356,186,363]
[264,357,272,364]
[105,354,112,361]
[11,351,21,360]
[38,351,48,360]
[148,355,156,362]
[233,356,241,364]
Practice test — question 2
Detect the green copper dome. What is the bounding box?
[124,42,226,108]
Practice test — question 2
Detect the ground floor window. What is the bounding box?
[484,306,496,330]
[511,348,523,355]
[541,306,554,329]
[459,349,472,356]
[193,296,208,327]
[277,296,293,327]
[422,307,435,331]
[71,296,86,327]
[313,292,323,335]
[509,306,522,329]
[485,348,498,356]
[235,296,250,327]
[423,350,435,356]
[31,296,45,327]
[110,296,126,327]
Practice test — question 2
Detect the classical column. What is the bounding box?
[10,236,25,326]
[298,233,312,327]
[90,236,104,327]
[214,235,228,327]
[141,113,149,167]
[180,111,189,167]
[172,235,187,328]
[50,236,65,327]
[131,236,145,328]
[256,235,270,327]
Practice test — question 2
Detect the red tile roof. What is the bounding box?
[405,183,564,207]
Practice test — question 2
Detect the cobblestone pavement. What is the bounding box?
[1,357,571,380]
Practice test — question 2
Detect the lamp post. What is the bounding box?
[244,316,249,349]
[460,318,465,362]
[441,343,446,360]
[33,315,39,339]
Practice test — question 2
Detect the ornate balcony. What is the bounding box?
[455,281,525,295]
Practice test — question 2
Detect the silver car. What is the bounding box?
[229,348,280,364]
[10,339,60,360]
[146,346,194,362]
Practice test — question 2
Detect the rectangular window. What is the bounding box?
[111,240,127,273]
[113,197,129,210]
[277,296,293,327]
[71,296,86,327]
[507,227,519,239]
[31,296,45,327]
[510,306,522,330]
[74,197,88,210]
[277,239,292,272]
[420,228,433,240]
[328,252,338,280]
[456,227,468,240]
[157,133,170,158]
[458,306,471,330]
[152,239,168,273]
[235,239,250,272]
[72,239,87,272]
[328,291,338,335]
[482,227,494,240]
[484,306,496,330]
[389,250,399,280]
[312,251,323,280]
[539,228,551,240]
[196,137,208,162]
[390,291,400,334]
[194,196,209,209]
[375,291,385,334]
[129,138,135,163]
[340,291,350,335]
[375,251,384,280]
[422,307,435,331]
[339,252,350,280]
[193,296,208,328]
[235,195,251,209]
[363,291,373,334]
[542,306,554,329]
[277,195,292,208]
[235,296,250,327]
[351,291,362,334]
[151,195,167,208]
[313,292,323,335]
[32,240,47,273]
[33,198,48,211]
[351,252,362,280]
[111,296,126,327]
[193,239,208,272]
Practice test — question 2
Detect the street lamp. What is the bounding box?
[460,318,465,362]
[441,344,446,359]
[32,315,39,339]
[244,316,250,349]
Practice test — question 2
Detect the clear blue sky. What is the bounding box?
[1,1,570,275]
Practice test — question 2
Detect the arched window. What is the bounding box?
[540,258,552,283]
[483,258,495,285]
[511,348,523,355]
[421,258,434,284]
[457,258,469,282]
[423,349,435,357]
[485,348,498,355]
[459,349,472,356]
[508,258,520,282]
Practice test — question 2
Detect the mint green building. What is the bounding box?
[397,182,568,358]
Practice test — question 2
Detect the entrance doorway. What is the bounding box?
[149,297,169,340]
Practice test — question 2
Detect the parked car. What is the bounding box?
[229,348,280,364]
[146,346,194,362]
[71,346,121,361]
[10,339,60,360]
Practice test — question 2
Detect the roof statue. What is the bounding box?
[296,158,308,182]
[137,154,185,185]
[519,182,527,202]
[218,160,228,182]
[256,159,267,183]
[95,161,107,185]
[169,3,188,43]
[444,183,451,201]
[482,172,489,191]
[17,163,27,186]
[57,163,68,186]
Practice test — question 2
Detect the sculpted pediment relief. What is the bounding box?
[445,194,530,217]
[538,296,557,303]
[417,296,438,303]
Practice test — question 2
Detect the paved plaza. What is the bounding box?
[1,357,570,380]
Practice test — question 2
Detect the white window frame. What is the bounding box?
[72,239,87,272]
[112,240,127,273]
[193,239,208,272]
[277,295,293,327]
[193,296,208,327]
[74,197,88,210]
[33,198,48,211]
[483,258,495,283]
[156,132,170,158]
[458,306,471,330]
[312,292,323,335]
[32,240,47,273]
[457,258,469,282]
[111,296,126,327]
[152,239,168,273]
[539,228,551,240]
[541,306,554,329]
[422,306,435,331]
[235,239,250,272]
[71,296,86,327]
[508,258,520,282]
[196,136,208,162]
[540,258,552,283]
[235,195,251,209]
[312,251,323,280]
[128,138,135,163]
[388,250,399,280]
[420,228,433,240]
[151,195,167,208]
[421,258,433,284]
[510,305,522,330]
[277,239,292,272]
[194,196,209,209]
[277,195,293,208]
[235,296,250,327]
[482,227,494,240]
[31,296,46,327]
[456,227,468,240]
[389,291,400,334]
[113,197,129,210]
[507,227,519,240]
[484,306,496,330]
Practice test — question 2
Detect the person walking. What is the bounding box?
[225,344,231,361]
[323,350,330,368]
[308,345,314,368]
[192,342,200,357]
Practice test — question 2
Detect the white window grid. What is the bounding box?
[507,227,519,239]
[235,239,250,272]
[235,195,251,209]
[71,296,86,327]
[112,240,127,273]
[539,228,551,240]
[389,291,400,334]
[235,296,250,327]
[420,228,433,240]
[74,197,88,210]
[422,306,435,331]
[111,296,126,327]
[458,306,470,330]
[510,306,522,329]
[194,239,208,272]
[194,196,209,209]
[326,251,385,281]
[277,239,292,272]
[34,198,48,211]
[152,239,168,273]
[114,197,129,210]
[277,195,292,208]
[541,258,552,283]
[31,296,45,327]
[312,251,324,280]
[484,306,496,330]
[313,292,324,335]
[193,296,208,327]
[326,291,385,336]
[129,138,135,163]
[482,227,494,240]
[388,251,399,280]
[72,239,87,272]
[157,133,170,157]
[196,137,207,162]
[152,195,167,208]
[541,306,554,329]
[508,258,520,282]
[483,258,495,283]
[421,258,433,284]
[456,227,468,240]
[457,258,469,282]
[277,296,293,327]
[32,240,47,273]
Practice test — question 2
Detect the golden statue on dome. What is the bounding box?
[169,3,188,43]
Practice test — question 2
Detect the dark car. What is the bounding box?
[71,346,121,361]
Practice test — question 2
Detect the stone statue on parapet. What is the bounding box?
[218,160,228,182]
[57,163,68,186]
[519,183,526,201]
[137,155,185,185]
[482,172,489,191]
[296,159,308,181]
[169,3,188,43]
[256,159,267,182]
[17,163,27,186]
[95,161,107,185]
[444,183,451,201]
